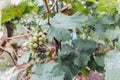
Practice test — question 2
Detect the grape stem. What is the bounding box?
[7,32,32,40]
[43,0,50,25]
[7,26,32,40]
[0,46,16,65]
[50,0,57,11]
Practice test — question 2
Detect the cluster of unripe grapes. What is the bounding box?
[28,33,50,61]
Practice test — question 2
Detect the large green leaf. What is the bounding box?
[74,51,92,67]
[57,44,79,80]
[50,12,88,29]
[2,2,27,23]
[101,15,116,25]
[58,44,74,58]
[94,22,106,36]
[97,0,119,13]
[30,61,65,80]
[72,38,97,51]
[105,27,120,41]
[48,12,88,41]
[48,26,71,41]
[62,63,79,80]
[72,38,97,67]
[105,49,120,80]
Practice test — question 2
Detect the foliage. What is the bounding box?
[1,0,120,80]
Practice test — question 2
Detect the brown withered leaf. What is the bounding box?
[60,4,73,15]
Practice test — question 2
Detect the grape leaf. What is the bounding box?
[58,44,74,58]
[73,2,90,14]
[95,55,105,67]
[72,38,97,67]
[74,51,92,67]
[2,2,27,23]
[48,12,88,41]
[30,61,65,80]
[48,26,71,41]
[101,15,116,25]
[105,27,120,41]
[58,44,79,80]
[62,64,79,80]
[97,0,118,13]
[105,49,120,80]
[72,38,97,51]
[50,12,88,29]
[94,22,106,36]
[17,51,30,65]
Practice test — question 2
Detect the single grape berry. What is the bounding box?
[31,37,38,43]
[29,43,33,46]
[45,52,49,55]
[39,42,43,46]
[33,43,38,48]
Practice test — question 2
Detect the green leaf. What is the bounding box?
[22,5,38,15]
[74,51,92,67]
[94,22,106,36]
[105,49,120,80]
[72,38,97,51]
[101,15,116,25]
[86,0,96,2]
[62,64,79,80]
[58,44,74,58]
[72,2,90,14]
[80,68,89,77]
[72,38,97,67]
[95,55,105,67]
[50,12,88,29]
[97,0,119,13]
[17,51,30,65]
[48,12,88,41]
[105,27,120,41]
[2,2,27,23]
[30,61,65,80]
[58,44,79,80]
[48,26,71,41]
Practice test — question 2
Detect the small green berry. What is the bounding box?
[33,43,38,48]
[39,42,43,46]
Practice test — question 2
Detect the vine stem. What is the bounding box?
[7,26,32,40]
[7,33,32,40]
[43,0,50,25]
[0,46,16,65]
[50,0,57,11]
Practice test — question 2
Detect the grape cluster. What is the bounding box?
[28,33,49,61]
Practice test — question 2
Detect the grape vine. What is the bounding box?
[0,0,120,80]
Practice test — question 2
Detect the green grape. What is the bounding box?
[35,53,38,56]
[33,43,38,48]
[41,35,46,42]
[45,52,49,55]
[39,42,43,46]
[29,43,33,46]
[39,37,42,41]
[31,37,38,43]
